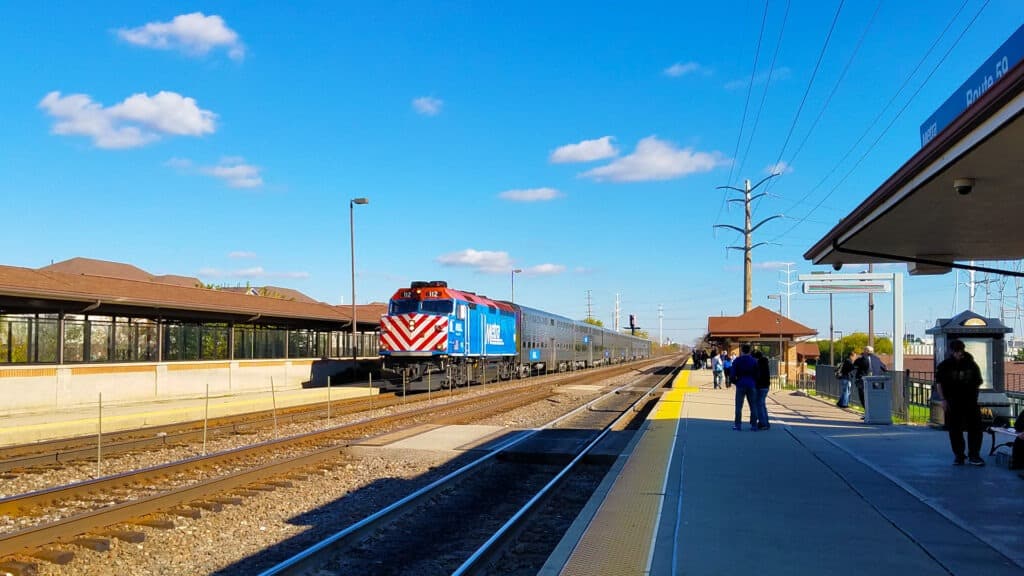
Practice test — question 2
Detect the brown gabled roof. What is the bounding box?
[795,341,821,359]
[153,274,203,288]
[0,264,382,328]
[41,257,152,281]
[41,257,203,289]
[218,285,319,303]
[346,302,388,323]
[708,306,817,339]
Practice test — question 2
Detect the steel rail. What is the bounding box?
[451,365,678,575]
[0,380,567,560]
[257,361,679,576]
[0,358,663,472]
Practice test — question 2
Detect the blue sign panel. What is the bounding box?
[528,349,541,362]
[582,335,591,344]
[604,351,610,358]
[920,23,1024,147]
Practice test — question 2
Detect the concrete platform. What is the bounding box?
[371,424,509,451]
[0,384,378,447]
[547,367,1024,576]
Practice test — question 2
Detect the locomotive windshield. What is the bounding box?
[421,299,454,314]
[389,299,419,315]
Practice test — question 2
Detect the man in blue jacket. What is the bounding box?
[730,344,760,431]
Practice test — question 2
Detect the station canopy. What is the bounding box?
[805,43,1024,273]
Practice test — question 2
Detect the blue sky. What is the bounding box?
[3,1,1023,345]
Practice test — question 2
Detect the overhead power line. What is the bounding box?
[715,0,771,230]
[767,0,846,174]
[773,0,990,242]
[736,0,792,180]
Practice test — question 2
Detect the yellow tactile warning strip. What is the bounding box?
[560,368,694,576]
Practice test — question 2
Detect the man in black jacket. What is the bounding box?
[853,345,886,408]
[935,339,985,466]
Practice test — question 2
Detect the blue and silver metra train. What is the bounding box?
[380,281,650,389]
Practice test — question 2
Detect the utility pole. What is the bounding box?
[778,262,798,317]
[714,174,782,312]
[658,304,664,346]
[586,290,593,321]
[614,292,621,331]
[868,263,875,347]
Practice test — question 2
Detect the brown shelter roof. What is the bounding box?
[795,341,820,359]
[707,306,817,340]
[0,263,381,330]
[219,286,319,303]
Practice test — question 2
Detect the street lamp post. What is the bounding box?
[350,197,369,373]
[511,269,522,303]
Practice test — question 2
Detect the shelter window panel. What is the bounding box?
[87,317,112,363]
[201,324,229,360]
[114,318,134,362]
[136,320,159,362]
[63,316,85,363]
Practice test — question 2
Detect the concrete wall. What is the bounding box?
[0,359,325,415]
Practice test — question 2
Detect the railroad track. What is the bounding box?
[0,359,663,478]
[0,360,670,572]
[256,363,677,575]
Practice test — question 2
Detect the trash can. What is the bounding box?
[863,375,892,425]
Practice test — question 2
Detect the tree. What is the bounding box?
[817,332,893,362]
[581,317,604,327]
[1014,347,1024,362]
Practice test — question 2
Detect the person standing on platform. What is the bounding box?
[752,349,771,429]
[730,344,759,431]
[711,352,724,389]
[723,353,733,388]
[836,351,856,408]
[853,345,886,408]
[935,339,986,466]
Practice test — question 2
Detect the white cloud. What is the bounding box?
[117,12,245,60]
[167,156,263,188]
[524,264,566,275]
[581,136,729,182]
[752,261,792,270]
[228,251,256,259]
[201,157,263,188]
[765,161,793,175]
[40,91,216,149]
[663,62,701,77]
[198,266,309,279]
[412,96,443,116]
[498,188,563,202]
[436,249,513,274]
[550,136,618,163]
[725,67,791,90]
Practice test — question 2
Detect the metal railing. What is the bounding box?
[811,365,1022,425]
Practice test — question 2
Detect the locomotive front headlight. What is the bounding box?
[437,342,445,350]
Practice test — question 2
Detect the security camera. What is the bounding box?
[832,262,843,271]
[953,177,975,196]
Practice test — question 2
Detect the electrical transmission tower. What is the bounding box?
[586,290,593,321]
[778,262,798,317]
[714,174,782,312]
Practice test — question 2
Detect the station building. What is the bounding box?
[0,257,384,414]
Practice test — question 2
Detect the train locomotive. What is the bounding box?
[379,281,650,390]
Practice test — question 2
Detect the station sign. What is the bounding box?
[803,281,890,295]
[920,23,1024,147]
[528,349,541,361]
[582,335,591,344]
